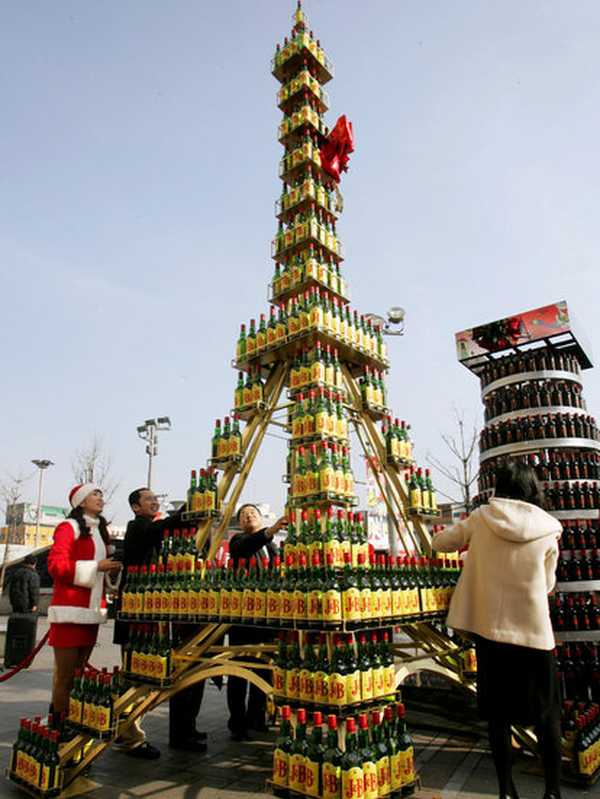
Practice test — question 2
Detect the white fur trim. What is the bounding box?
[70,483,99,509]
[73,560,98,589]
[48,605,107,624]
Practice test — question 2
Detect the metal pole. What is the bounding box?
[386,482,398,557]
[147,426,155,489]
[35,468,44,549]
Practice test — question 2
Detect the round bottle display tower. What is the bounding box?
[457,300,600,780]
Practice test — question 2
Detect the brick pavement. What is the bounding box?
[0,619,596,799]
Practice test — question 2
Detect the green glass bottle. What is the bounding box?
[273,705,294,798]
[358,713,378,799]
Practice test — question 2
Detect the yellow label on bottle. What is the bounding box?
[294,589,307,620]
[286,668,300,699]
[360,669,373,701]
[315,411,327,434]
[299,668,315,702]
[323,538,341,568]
[372,666,386,698]
[230,590,242,618]
[384,665,396,695]
[305,759,320,798]
[391,590,402,618]
[157,655,169,680]
[308,589,323,621]
[324,589,343,622]
[390,752,402,791]
[209,589,219,617]
[281,591,294,619]
[363,761,378,799]
[323,762,341,799]
[306,470,319,496]
[343,587,362,621]
[342,766,365,799]
[319,466,334,494]
[87,702,98,730]
[399,748,415,784]
[381,590,392,619]
[40,764,52,791]
[242,588,254,619]
[96,705,111,732]
[304,411,315,436]
[311,361,326,384]
[289,753,306,793]
[346,670,361,704]
[146,591,155,616]
[329,672,346,706]
[360,588,372,620]
[134,592,144,615]
[370,590,383,619]
[377,756,391,795]
[179,591,189,616]
[30,760,41,789]
[159,590,169,615]
[267,589,281,621]
[273,666,286,696]
[253,589,265,620]
[273,748,289,787]
[69,696,82,724]
[314,671,329,704]
[190,590,200,616]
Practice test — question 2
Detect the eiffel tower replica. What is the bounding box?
[6,5,472,797]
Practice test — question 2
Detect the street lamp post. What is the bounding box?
[363,307,406,556]
[137,417,171,490]
[31,459,54,549]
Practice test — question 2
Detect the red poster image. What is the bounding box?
[455,301,571,361]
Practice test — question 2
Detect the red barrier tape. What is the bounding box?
[0,631,50,683]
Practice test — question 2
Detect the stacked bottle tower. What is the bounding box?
[7,5,461,797]
[456,300,599,780]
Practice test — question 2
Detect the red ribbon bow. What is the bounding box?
[319,114,354,182]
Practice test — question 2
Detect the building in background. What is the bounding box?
[1,503,69,548]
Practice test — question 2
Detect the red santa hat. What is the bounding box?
[69,483,100,509]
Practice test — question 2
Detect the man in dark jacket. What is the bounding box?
[9,555,40,614]
[113,488,207,756]
[227,503,287,741]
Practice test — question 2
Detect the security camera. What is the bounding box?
[387,307,406,325]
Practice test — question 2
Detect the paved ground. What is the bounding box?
[0,619,596,799]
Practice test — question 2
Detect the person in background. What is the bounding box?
[227,504,287,741]
[47,484,122,717]
[432,460,562,799]
[113,488,207,756]
[9,554,40,614]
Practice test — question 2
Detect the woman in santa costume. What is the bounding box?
[48,483,122,715]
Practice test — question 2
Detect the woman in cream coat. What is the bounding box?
[432,461,562,799]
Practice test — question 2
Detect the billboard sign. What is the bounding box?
[455,301,570,361]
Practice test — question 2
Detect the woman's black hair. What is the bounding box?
[68,506,110,546]
[493,460,545,508]
[236,503,261,524]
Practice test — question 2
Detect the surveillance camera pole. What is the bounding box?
[137,418,171,490]
[31,459,54,549]
[146,425,156,489]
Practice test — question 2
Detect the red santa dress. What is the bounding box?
[47,516,108,648]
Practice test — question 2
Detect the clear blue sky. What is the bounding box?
[2,0,600,523]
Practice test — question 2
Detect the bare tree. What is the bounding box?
[427,409,480,512]
[72,435,120,508]
[0,471,32,592]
